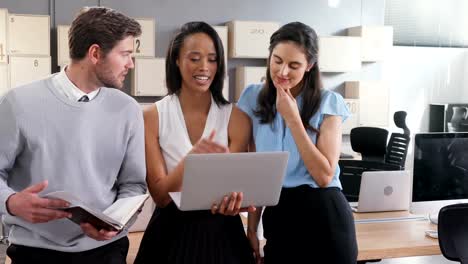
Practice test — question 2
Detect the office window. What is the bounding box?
[385,0,468,47]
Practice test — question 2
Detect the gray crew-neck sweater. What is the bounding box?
[0,76,147,252]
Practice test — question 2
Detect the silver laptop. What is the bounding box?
[352,170,411,213]
[169,152,289,211]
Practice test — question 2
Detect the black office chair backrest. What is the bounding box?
[438,203,468,264]
[350,127,388,162]
[385,133,410,167]
[393,111,410,136]
[385,111,411,168]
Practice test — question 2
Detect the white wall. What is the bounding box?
[464,51,468,99]
[383,46,468,134]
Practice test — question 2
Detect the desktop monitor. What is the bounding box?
[411,132,468,214]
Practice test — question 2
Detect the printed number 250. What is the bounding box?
[250,29,265,34]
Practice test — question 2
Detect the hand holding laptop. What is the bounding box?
[170,151,288,212]
[186,130,256,215]
[210,192,256,215]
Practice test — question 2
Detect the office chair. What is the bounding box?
[438,203,468,264]
[339,111,410,202]
[350,127,389,162]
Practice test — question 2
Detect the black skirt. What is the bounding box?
[134,201,255,264]
[262,186,358,264]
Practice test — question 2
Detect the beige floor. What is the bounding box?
[0,244,6,264]
[127,232,143,263]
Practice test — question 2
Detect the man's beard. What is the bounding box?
[96,62,124,89]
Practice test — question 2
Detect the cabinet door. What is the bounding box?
[213,26,228,65]
[134,18,155,57]
[9,56,51,88]
[223,77,229,101]
[213,26,229,100]
[131,57,166,96]
[0,9,7,64]
[227,21,279,58]
[348,26,393,62]
[8,14,50,56]
[0,63,9,96]
[342,99,359,134]
[235,66,266,101]
[318,37,361,72]
[57,25,71,67]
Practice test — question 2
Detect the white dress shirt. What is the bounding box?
[52,66,100,102]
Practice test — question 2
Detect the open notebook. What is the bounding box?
[43,191,149,231]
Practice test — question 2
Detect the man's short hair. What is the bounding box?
[69,6,141,61]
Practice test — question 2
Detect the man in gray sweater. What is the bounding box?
[0,7,147,263]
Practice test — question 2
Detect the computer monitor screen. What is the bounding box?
[413,132,468,202]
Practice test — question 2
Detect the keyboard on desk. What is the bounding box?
[354,215,428,224]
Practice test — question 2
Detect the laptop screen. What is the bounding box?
[413,132,468,202]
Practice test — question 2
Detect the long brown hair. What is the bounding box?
[255,22,322,133]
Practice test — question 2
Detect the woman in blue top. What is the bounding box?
[237,22,358,264]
